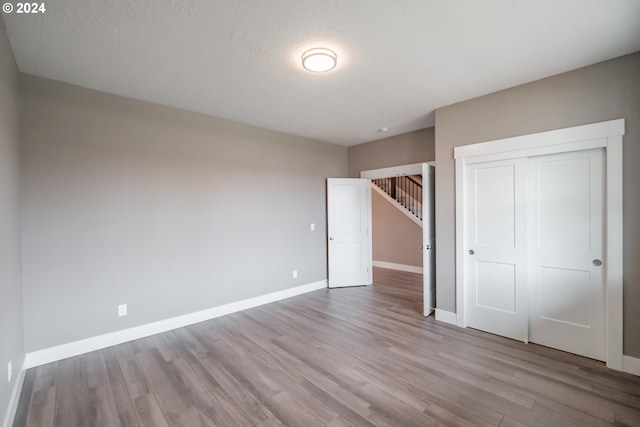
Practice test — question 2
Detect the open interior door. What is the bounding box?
[327,178,372,288]
[422,163,436,316]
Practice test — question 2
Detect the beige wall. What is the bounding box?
[434,52,640,357]
[20,75,347,352]
[348,127,434,177]
[372,189,423,267]
[0,19,24,422]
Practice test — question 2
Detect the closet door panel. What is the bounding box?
[464,158,528,342]
[528,149,605,361]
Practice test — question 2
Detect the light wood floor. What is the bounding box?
[13,268,640,426]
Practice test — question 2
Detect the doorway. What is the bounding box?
[361,162,435,317]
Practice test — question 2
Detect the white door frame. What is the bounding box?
[454,119,624,370]
[360,163,427,179]
[361,162,436,315]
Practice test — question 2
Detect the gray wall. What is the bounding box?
[0,18,24,422]
[372,189,422,267]
[435,52,640,357]
[20,75,347,352]
[348,127,435,177]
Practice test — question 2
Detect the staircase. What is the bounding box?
[372,175,422,221]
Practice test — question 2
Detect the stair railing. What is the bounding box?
[372,175,422,221]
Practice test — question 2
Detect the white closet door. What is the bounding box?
[528,149,605,360]
[465,158,528,342]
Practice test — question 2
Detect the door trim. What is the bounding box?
[454,118,624,371]
[360,162,433,180]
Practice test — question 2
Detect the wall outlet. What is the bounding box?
[7,360,12,383]
[310,223,315,231]
[118,304,127,317]
[292,270,298,279]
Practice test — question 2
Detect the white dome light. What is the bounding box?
[301,48,337,73]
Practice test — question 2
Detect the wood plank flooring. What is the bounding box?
[13,268,640,426]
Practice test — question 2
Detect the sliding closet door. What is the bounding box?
[464,158,528,342]
[528,149,606,360]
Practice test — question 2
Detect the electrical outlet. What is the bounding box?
[118,304,127,317]
[310,223,315,231]
[7,360,12,383]
[292,270,298,279]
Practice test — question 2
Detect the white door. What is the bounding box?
[327,178,372,288]
[464,158,529,342]
[422,164,436,316]
[528,149,605,360]
[463,149,606,359]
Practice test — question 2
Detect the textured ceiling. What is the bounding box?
[3,0,640,146]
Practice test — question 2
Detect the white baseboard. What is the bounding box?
[435,309,457,325]
[623,355,640,376]
[373,261,423,274]
[3,356,26,427]
[24,280,327,369]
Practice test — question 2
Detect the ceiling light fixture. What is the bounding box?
[301,48,337,72]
